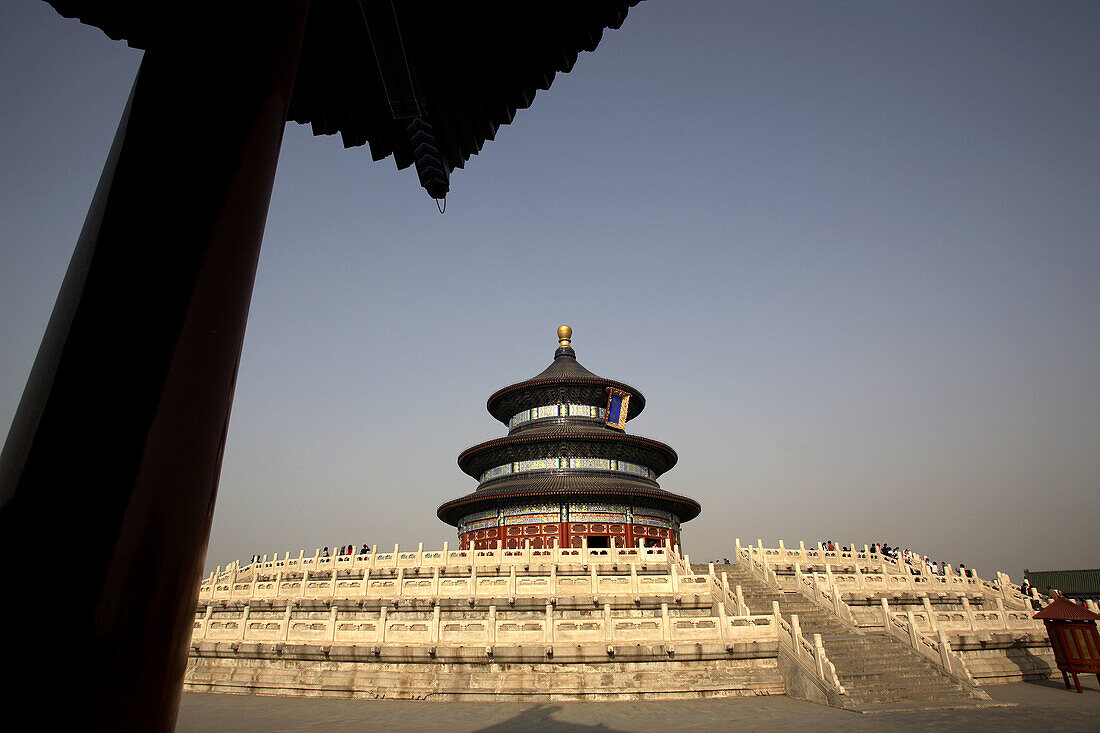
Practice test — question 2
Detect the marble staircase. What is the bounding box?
[721,563,992,712]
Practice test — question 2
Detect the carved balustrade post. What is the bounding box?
[961,597,975,631]
[237,605,249,642]
[813,633,826,679]
[921,596,937,631]
[937,629,953,670]
[281,602,294,643]
[905,610,920,648]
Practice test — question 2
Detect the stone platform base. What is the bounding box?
[953,634,1056,684]
[185,655,785,700]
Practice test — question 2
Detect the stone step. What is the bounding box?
[781,612,843,619]
[828,653,938,667]
[836,668,954,682]
[785,619,848,627]
[832,663,945,677]
[830,656,942,671]
[853,699,1000,714]
[827,646,936,660]
[826,647,918,659]
[843,691,975,705]
[823,638,911,650]
[843,684,967,699]
[842,683,972,698]
[778,606,835,613]
[828,649,929,663]
[836,677,962,691]
[831,660,946,677]
[820,634,889,643]
[822,633,892,642]
[827,640,925,652]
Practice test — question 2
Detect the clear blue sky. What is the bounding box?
[2,1,1097,580]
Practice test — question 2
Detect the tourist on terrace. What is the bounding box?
[321,546,329,557]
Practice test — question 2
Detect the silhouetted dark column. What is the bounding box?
[0,3,309,729]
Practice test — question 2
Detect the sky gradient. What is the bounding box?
[2,1,1097,580]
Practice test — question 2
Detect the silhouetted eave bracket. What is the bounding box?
[48,1,641,192]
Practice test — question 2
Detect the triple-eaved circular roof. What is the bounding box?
[438,327,700,528]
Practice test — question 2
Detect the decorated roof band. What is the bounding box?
[509,404,608,429]
[478,457,656,484]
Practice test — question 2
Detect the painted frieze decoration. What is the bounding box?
[478,457,655,484]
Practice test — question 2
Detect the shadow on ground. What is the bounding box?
[470,704,630,733]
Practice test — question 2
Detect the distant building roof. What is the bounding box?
[1025,569,1100,597]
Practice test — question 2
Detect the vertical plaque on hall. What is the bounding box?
[604,387,630,430]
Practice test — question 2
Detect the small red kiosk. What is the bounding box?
[1034,596,1100,693]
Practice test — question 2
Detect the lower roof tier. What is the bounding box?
[437,470,701,526]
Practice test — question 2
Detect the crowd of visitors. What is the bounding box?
[817,540,976,578]
[321,544,371,557]
[249,543,371,565]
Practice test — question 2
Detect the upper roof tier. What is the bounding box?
[486,326,646,424]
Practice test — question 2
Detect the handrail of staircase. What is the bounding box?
[706,564,750,616]
[792,565,858,628]
[879,601,989,699]
[735,541,782,590]
[774,602,847,698]
[984,571,1035,611]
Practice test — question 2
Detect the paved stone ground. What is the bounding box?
[177,676,1100,732]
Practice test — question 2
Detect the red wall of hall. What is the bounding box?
[459,521,680,551]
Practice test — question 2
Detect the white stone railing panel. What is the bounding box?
[401,579,436,596]
[440,621,488,644]
[515,577,552,595]
[384,620,432,642]
[553,619,605,642]
[438,578,472,595]
[496,621,546,642]
[670,618,721,640]
[333,621,379,644]
[611,619,664,641]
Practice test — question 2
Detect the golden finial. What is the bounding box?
[557,324,573,348]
